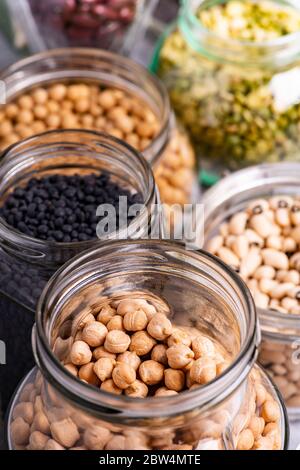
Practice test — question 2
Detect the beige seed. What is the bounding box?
[269,283,295,300]
[106,315,124,331]
[11,417,30,446]
[93,357,115,382]
[166,345,194,369]
[78,363,99,385]
[217,246,239,267]
[261,400,280,423]
[105,435,126,450]
[282,237,297,253]
[28,431,49,450]
[50,418,80,448]
[244,228,264,247]
[167,328,192,347]
[228,212,248,235]
[112,363,136,389]
[31,411,50,434]
[92,346,116,361]
[117,351,141,371]
[253,436,273,450]
[190,357,217,384]
[258,278,278,294]
[70,341,92,366]
[249,214,274,238]
[104,330,131,354]
[237,429,254,450]
[232,235,249,259]
[240,246,262,278]
[125,380,148,398]
[82,321,108,347]
[117,299,150,316]
[282,270,300,284]
[97,305,116,324]
[123,309,148,331]
[154,387,178,397]
[139,360,164,385]
[164,369,185,391]
[248,416,265,439]
[261,249,289,270]
[129,331,156,356]
[206,235,223,254]
[253,290,269,309]
[84,425,111,450]
[147,313,173,340]
[12,402,34,425]
[266,235,282,251]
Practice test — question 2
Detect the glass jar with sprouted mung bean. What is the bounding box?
[0,49,198,210]
[201,162,300,425]
[6,241,289,450]
[153,0,300,173]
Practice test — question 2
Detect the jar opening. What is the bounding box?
[180,0,300,66]
[34,240,258,420]
[0,130,156,263]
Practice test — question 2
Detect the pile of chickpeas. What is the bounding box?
[0,82,195,207]
[10,297,282,450]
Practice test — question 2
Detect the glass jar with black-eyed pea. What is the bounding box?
[153,0,300,173]
[6,241,288,450]
[202,162,300,426]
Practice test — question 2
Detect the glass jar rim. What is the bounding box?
[0,129,157,255]
[0,47,172,166]
[33,239,258,420]
[202,162,300,340]
[180,0,300,66]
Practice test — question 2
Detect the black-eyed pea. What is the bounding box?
[258,278,278,295]
[244,228,264,247]
[240,247,262,278]
[287,286,300,299]
[269,299,280,309]
[224,235,235,248]
[217,246,239,268]
[266,235,282,251]
[206,235,224,254]
[282,237,297,253]
[291,206,300,225]
[11,417,30,446]
[252,290,269,309]
[269,282,295,299]
[12,402,34,425]
[262,249,289,271]
[228,211,248,235]
[84,425,111,450]
[248,199,270,214]
[44,439,65,450]
[282,270,300,284]
[249,213,274,238]
[236,429,254,450]
[232,235,249,259]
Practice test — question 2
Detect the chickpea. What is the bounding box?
[117,351,141,371]
[0,120,13,137]
[5,103,18,119]
[70,340,92,366]
[151,344,168,366]
[18,95,34,109]
[12,402,34,425]
[147,313,173,341]
[139,360,164,385]
[125,380,148,398]
[105,435,126,450]
[129,331,156,356]
[117,299,149,316]
[97,305,116,325]
[98,90,117,109]
[28,431,49,450]
[49,84,67,101]
[64,363,78,377]
[112,363,136,389]
[46,114,61,129]
[190,357,217,385]
[81,321,108,347]
[107,315,124,331]
[79,363,99,385]
[31,411,50,435]
[104,330,131,354]
[155,387,178,397]
[237,429,255,450]
[75,99,90,114]
[34,105,48,120]
[92,346,116,361]
[123,309,148,331]
[84,425,111,450]
[44,439,65,450]
[167,328,192,347]
[166,345,194,369]
[164,369,185,392]
[31,88,48,104]
[93,357,115,382]
[192,336,215,359]
[50,418,80,448]
[261,400,280,423]
[100,379,122,395]
[11,417,30,446]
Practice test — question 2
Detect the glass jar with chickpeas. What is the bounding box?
[0,48,199,210]
[153,0,300,175]
[6,240,288,450]
[202,162,300,425]
[0,129,160,415]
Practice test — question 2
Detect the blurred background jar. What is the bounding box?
[153,0,300,176]
[0,129,160,414]
[0,48,198,213]
[201,163,300,439]
[6,240,288,450]
[3,0,159,55]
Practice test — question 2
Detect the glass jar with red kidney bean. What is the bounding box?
[6,241,289,450]
[0,129,160,414]
[0,48,198,213]
[202,162,300,424]
[6,0,150,52]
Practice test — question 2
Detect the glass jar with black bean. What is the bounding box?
[153,0,300,174]
[0,129,160,414]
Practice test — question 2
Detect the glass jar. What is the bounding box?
[201,162,300,423]
[0,48,198,210]
[5,0,158,54]
[0,129,160,413]
[153,0,300,173]
[6,240,288,450]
